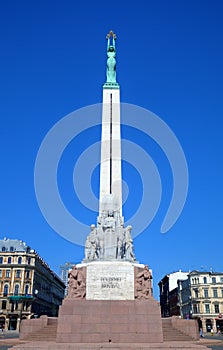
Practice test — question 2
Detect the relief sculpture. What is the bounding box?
[67,265,86,299]
[135,265,152,300]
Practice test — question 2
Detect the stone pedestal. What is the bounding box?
[56,261,161,344]
[56,299,163,344]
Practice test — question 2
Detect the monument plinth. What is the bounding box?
[56,30,163,345]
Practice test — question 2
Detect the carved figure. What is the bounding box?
[135,265,152,300]
[84,225,100,260]
[116,236,123,259]
[67,265,86,299]
[123,226,136,261]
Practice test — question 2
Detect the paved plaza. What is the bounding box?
[0,331,222,350]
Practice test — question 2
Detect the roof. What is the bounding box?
[0,238,32,253]
[189,270,223,276]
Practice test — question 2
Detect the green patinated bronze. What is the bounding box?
[9,295,34,301]
[103,31,119,89]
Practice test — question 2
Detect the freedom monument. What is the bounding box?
[17,31,204,350]
[56,30,162,343]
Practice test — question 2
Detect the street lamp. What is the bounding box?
[33,289,39,318]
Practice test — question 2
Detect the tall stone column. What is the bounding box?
[99,87,122,216]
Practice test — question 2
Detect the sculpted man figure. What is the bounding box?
[135,265,152,300]
[123,225,136,261]
[84,224,100,260]
[67,265,86,299]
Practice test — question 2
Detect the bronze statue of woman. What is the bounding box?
[106,31,117,83]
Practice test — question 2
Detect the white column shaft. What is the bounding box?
[99,88,122,215]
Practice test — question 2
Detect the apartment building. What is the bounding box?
[0,238,65,330]
[178,270,223,333]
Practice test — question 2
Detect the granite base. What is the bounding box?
[56,298,163,343]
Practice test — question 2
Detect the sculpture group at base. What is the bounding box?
[84,195,136,262]
[67,264,153,300]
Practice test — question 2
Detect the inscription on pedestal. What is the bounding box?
[86,262,134,300]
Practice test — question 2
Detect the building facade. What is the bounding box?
[178,270,223,333]
[0,238,65,330]
[59,262,76,295]
[158,270,189,317]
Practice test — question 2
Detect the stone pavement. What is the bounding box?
[0,332,222,350]
[4,340,221,350]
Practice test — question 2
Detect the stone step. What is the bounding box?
[23,324,57,341]
[10,341,210,349]
[162,318,194,342]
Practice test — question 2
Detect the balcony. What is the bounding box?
[8,294,34,302]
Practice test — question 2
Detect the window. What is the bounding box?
[220,277,223,283]
[10,246,14,252]
[0,270,2,278]
[2,300,7,309]
[3,284,8,296]
[205,304,210,313]
[222,289,223,297]
[0,257,3,264]
[25,284,29,295]
[214,304,219,313]
[16,270,21,278]
[25,270,30,279]
[193,304,198,314]
[27,257,31,265]
[7,257,11,264]
[6,269,10,278]
[23,301,29,311]
[11,302,14,312]
[18,257,22,264]
[203,277,207,284]
[14,284,19,295]
[2,247,6,252]
[192,278,199,285]
[204,289,209,298]
[213,289,218,298]
[212,277,216,284]
[194,289,199,298]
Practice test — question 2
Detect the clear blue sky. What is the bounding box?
[1,0,223,300]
